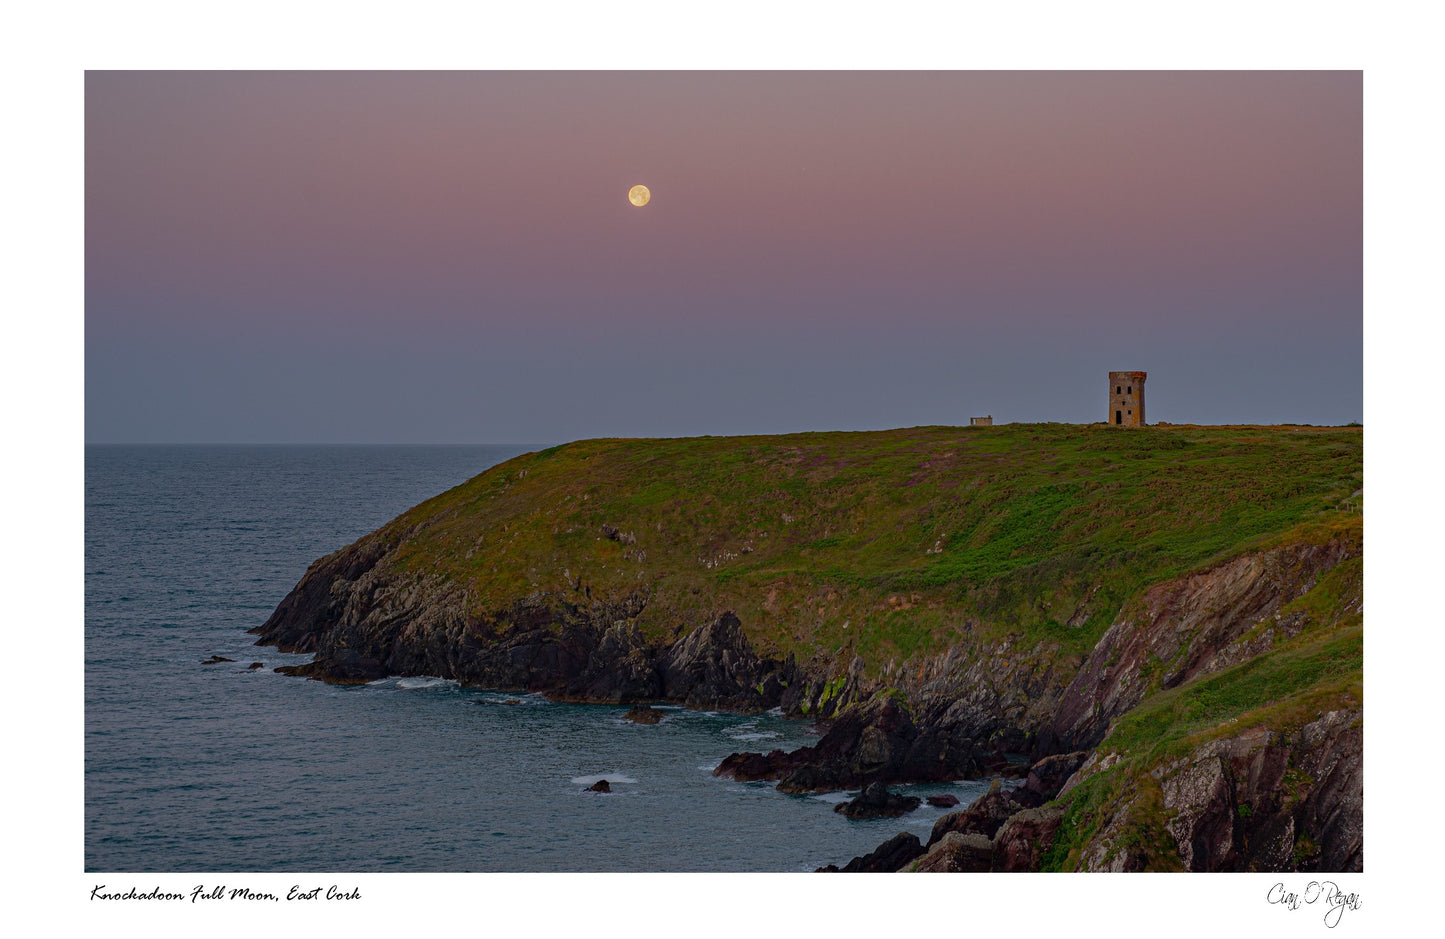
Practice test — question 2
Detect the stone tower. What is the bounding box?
[1109,371,1146,426]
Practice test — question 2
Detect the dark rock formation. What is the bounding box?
[818,831,926,873]
[1023,750,1089,803]
[200,655,234,665]
[252,537,392,654]
[274,661,375,684]
[656,612,781,710]
[247,662,264,670]
[926,794,960,808]
[716,694,981,793]
[833,782,922,819]
[927,784,1023,846]
[842,778,1060,872]
[253,565,798,711]
[587,780,611,793]
[623,704,663,724]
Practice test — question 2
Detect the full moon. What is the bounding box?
[628,184,651,207]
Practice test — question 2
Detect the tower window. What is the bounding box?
[1116,386,1121,394]
[1128,386,1132,393]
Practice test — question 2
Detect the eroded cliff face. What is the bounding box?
[256,538,787,707]
[1055,708,1362,872]
[1048,539,1359,752]
[1155,709,1362,872]
[256,512,1361,873]
[255,532,1083,783]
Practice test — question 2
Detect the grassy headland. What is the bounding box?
[376,422,1361,675]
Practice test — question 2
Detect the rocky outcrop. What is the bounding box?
[1153,709,1362,872]
[915,832,994,872]
[254,564,796,709]
[817,832,925,873]
[715,695,984,792]
[836,771,1063,873]
[896,636,1078,764]
[1048,541,1358,752]
[1048,707,1362,873]
[656,612,782,710]
[833,783,922,819]
[831,706,1362,874]
[623,704,663,724]
[927,784,1023,845]
[993,805,1065,871]
[1020,750,1089,805]
[252,537,393,654]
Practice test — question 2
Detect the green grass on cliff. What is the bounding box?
[1038,556,1363,872]
[1039,627,1361,872]
[371,422,1361,674]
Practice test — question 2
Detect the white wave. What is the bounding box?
[729,731,780,742]
[570,772,638,786]
[479,693,538,706]
[721,722,758,734]
[368,676,460,691]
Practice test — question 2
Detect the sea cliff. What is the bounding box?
[252,423,1362,872]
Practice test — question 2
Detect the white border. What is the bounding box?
[8,1,1437,935]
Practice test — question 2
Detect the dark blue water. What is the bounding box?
[85,445,1002,872]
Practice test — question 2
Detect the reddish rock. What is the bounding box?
[1049,541,1358,751]
[928,784,1022,846]
[993,805,1065,871]
[915,832,993,872]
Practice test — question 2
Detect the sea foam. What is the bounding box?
[571,772,638,786]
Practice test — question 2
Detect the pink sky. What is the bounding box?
[86,72,1361,441]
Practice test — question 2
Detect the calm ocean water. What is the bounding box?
[85,445,1001,872]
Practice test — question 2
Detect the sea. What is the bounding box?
[85,445,1005,872]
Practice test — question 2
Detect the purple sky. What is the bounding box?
[85,71,1361,443]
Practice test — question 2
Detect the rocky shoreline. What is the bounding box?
[811,703,1360,872]
[252,518,1362,872]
